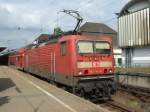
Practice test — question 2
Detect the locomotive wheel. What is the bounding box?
[62,86,68,91]
[80,89,85,97]
[78,88,88,99]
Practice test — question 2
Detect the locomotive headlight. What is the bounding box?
[109,69,113,73]
[78,71,82,75]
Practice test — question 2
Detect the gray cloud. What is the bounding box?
[0,0,128,49]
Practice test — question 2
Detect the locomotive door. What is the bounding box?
[59,41,70,76]
[50,50,56,81]
[15,56,18,67]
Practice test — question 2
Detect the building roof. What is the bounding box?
[119,0,148,17]
[80,22,117,34]
[80,22,118,48]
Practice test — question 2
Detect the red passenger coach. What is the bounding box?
[9,48,26,70]
[9,53,18,66]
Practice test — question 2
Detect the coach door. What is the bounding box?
[25,55,29,69]
[15,56,18,67]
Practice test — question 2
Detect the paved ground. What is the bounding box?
[0,66,110,112]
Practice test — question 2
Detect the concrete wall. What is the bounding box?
[118,74,150,89]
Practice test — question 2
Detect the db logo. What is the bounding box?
[92,62,100,67]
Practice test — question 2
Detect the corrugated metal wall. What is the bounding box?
[118,8,149,47]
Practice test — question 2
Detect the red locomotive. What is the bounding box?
[9,34,116,99]
[8,10,116,100]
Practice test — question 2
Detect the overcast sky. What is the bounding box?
[0,0,129,49]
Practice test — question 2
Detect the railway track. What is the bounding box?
[43,78,138,112]
[99,100,137,112]
[119,85,150,103]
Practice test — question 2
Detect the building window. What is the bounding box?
[61,42,67,56]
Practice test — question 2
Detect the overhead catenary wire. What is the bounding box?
[52,0,95,25]
[56,0,113,31]
[50,0,98,28]
[54,0,127,30]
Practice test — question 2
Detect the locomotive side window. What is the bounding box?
[77,41,111,54]
[61,42,67,56]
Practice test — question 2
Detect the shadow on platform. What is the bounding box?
[0,78,16,92]
[0,96,10,106]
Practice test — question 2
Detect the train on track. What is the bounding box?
[8,10,116,100]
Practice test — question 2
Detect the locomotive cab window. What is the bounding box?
[77,41,111,54]
[95,42,111,54]
[60,42,67,56]
[77,41,94,54]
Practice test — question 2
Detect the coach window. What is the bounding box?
[61,42,67,56]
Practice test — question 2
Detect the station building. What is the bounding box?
[0,47,6,52]
[0,47,8,65]
[118,0,150,67]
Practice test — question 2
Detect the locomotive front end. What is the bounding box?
[74,37,116,100]
[77,40,114,76]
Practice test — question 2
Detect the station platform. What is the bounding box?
[0,66,109,112]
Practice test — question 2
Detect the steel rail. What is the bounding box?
[104,101,136,112]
